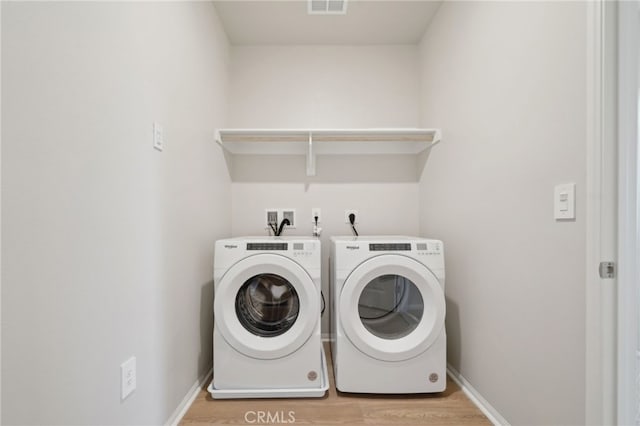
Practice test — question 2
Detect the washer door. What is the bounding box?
[215,254,319,360]
[339,254,445,362]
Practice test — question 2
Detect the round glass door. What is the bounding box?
[214,253,319,360]
[235,273,299,337]
[339,254,445,362]
[358,275,423,340]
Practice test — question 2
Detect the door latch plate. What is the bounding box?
[599,261,615,279]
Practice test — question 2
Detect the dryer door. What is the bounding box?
[215,253,319,360]
[339,254,445,362]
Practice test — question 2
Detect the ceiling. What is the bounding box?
[212,1,443,45]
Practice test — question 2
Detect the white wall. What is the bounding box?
[418,2,587,425]
[1,2,230,424]
[228,45,421,128]
[228,45,422,335]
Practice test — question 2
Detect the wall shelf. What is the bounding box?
[215,128,442,181]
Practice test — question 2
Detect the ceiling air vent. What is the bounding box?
[308,0,347,15]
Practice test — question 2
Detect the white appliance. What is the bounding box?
[330,236,446,393]
[208,236,327,399]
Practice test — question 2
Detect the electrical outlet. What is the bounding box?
[312,208,321,223]
[281,209,296,227]
[345,209,358,224]
[121,356,136,400]
[266,209,278,228]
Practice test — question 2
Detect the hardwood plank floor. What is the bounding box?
[180,344,491,425]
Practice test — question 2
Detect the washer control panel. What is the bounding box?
[292,242,316,257]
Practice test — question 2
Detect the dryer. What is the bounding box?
[330,236,446,393]
[209,237,327,399]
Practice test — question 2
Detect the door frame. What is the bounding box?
[585,1,618,424]
[617,1,640,424]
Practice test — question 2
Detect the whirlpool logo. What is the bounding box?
[345,245,360,250]
[244,410,296,424]
[223,244,238,249]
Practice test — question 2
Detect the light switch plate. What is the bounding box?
[121,356,136,400]
[153,122,163,151]
[554,183,576,220]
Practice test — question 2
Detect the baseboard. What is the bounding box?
[321,333,331,342]
[165,368,213,426]
[447,364,510,426]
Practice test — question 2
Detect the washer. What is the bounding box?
[330,236,446,393]
[209,236,326,399]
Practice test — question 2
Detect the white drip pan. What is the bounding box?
[207,347,329,399]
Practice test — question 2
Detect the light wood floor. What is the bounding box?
[180,344,491,425]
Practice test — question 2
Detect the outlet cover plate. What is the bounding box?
[265,209,278,228]
[345,209,358,224]
[281,209,296,228]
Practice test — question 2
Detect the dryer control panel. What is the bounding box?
[369,243,411,251]
[415,242,442,256]
[364,242,442,256]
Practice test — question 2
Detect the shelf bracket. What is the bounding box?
[214,129,225,150]
[430,129,442,148]
[306,132,316,176]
